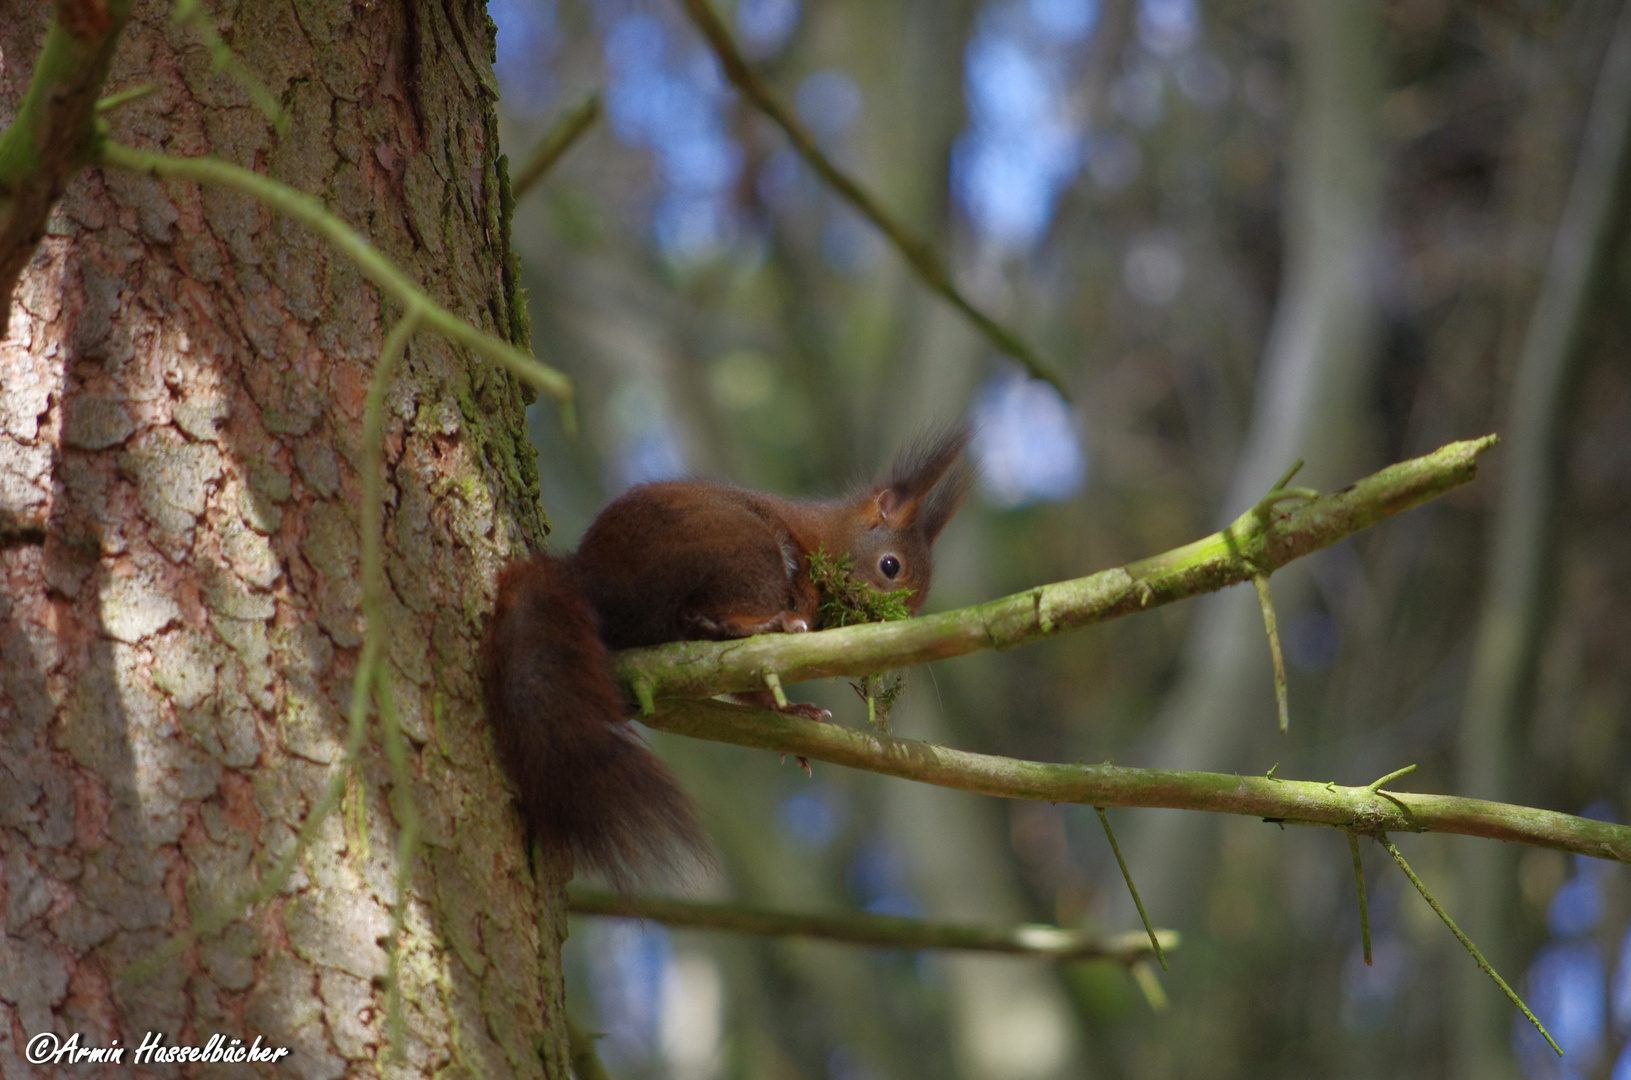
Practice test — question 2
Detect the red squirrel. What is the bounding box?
[480,424,972,887]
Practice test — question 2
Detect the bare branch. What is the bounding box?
[567,886,1177,963]
[642,698,1631,864]
[511,94,602,200]
[675,0,1067,395]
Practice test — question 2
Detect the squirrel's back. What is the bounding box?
[574,480,821,649]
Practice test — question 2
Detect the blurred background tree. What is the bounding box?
[493,0,1631,1076]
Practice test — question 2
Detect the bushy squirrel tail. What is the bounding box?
[481,553,710,889]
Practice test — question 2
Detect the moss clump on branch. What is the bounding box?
[809,546,914,627]
[808,546,911,728]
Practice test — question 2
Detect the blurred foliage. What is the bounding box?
[492,0,1631,1076]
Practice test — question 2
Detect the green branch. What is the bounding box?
[675,0,1066,395]
[0,0,134,330]
[640,698,1631,865]
[511,94,601,200]
[567,886,1177,964]
[96,141,575,412]
[615,436,1497,701]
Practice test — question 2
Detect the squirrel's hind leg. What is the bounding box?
[727,687,829,777]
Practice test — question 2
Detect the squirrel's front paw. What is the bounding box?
[777,701,832,722]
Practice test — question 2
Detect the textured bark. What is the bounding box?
[0,2,567,1077]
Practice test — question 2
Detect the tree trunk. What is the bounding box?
[0,2,568,1076]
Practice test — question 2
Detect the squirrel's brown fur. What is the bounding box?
[481,424,972,887]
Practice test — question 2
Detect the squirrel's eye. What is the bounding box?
[879,554,901,579]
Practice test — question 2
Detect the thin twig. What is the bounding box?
[764,670,789,708]
[1378,833,1559,1056]
[674,0,1067,395]
[1256,487,1322,515]
[1346,830,1371,965]
[362,310,425,1060]
[95,83,158,113]
[96,142,576,414]
[344,766,369,858]
[1253,574,1290,734]
[1251,458,1307,735]
[567,887,1177,963]
[359,309,421,660]
[378,676,420,1061]
[1253,460,1318,519]
[1368,764,1417,793]
[511,94,601,199]
[1128,959,1169,1011]
[1271,459,1306,492]
[565,1012,618,1080]
[172,0,288,132]
[1095,808,1167,970]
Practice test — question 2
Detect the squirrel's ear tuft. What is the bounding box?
[917,455,972,542]
[872,421,972,532]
